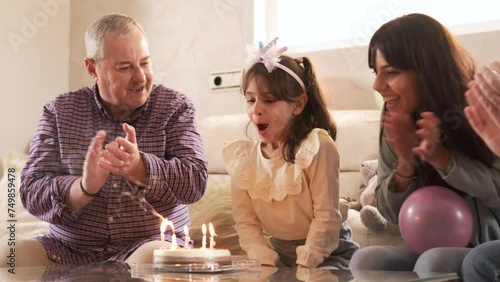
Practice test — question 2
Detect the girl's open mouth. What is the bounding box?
[257,124,268,132]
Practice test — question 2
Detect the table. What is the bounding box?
[0,262,460,281]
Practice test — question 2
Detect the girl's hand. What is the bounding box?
[412,112,452,171]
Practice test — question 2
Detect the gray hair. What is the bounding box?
[85,13,147,61]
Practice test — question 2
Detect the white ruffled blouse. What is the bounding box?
[222,128,344,268]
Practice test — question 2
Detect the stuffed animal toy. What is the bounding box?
[347,159,377,210]
[357,160,398,233]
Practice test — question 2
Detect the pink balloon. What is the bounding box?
[399,185,473,255]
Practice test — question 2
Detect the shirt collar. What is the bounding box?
[92,84,150,124]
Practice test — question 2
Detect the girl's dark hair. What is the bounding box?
[241,55,336,163]
[369,13,493,183]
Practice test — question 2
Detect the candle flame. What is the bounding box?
[184,225,189,237]
[202,223,207,235]
[160,218,176,233]
[160,219,168,233]
[209,222,216,237]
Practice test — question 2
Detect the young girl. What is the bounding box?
[222,38,359,268]
[349,13,500,276]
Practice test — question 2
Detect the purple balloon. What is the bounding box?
[399,185,473,255]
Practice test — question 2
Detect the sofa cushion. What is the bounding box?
[187,174,245,255]
[339,171,365,201]
[199,110,380,174]
[0,152,49,242]
[198,114,253,174]
[331,110,380,172]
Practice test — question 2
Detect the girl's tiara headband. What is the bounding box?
[245,37,306,93]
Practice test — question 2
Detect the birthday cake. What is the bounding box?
[153,248,232,265]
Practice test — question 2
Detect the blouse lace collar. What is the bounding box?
[222,128,326,203]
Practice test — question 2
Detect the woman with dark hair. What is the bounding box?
[349,13,500,277]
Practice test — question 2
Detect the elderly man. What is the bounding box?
[14,13,207,266]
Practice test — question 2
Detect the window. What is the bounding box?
[254,0,500,52]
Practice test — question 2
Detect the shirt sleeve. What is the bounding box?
[140,100,208,205]
[231,182,280,266]
[222,140,280,266]
[296,132,342,268]
[376,127,500,224]
[375,129,419,224]
[444,152,500,208]
[20,102,81,225]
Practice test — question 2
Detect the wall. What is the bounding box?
[291,29,500,111]
[0,0,70,161]
[2,0,500,161]
[69,0,253,119]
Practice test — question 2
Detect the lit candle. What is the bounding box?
[160,219,168,249]
[184,225,190,249]
[169,221,178,250]
[209,222,216,249]
[201,223,207,249]
[171,233,178,249]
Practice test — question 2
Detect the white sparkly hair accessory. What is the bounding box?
[245,37,306,92]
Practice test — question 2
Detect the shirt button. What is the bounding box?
[113,183,118,188]
[108,216,114,223]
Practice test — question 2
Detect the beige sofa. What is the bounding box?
[0,109,403,258]
[190,109,404,254]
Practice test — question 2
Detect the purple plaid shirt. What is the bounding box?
[20,84,208,264]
